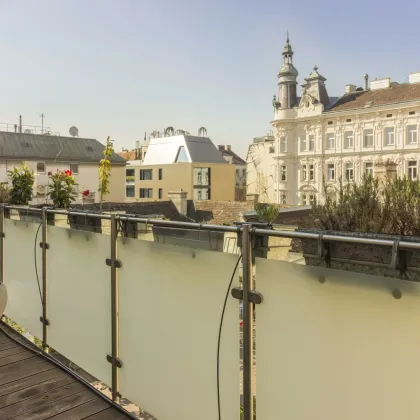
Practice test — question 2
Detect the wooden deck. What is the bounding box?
[0,326,132,420]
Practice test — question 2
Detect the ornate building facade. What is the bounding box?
[247,36,420,205]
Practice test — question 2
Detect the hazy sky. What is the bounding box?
[0,0,419,158]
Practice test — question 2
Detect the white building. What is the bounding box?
[247,35,420,205]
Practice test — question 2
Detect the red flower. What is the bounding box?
[82,189,90,197]
[48,171,52,176]
[240,320,243,327]
[64,170,72,176]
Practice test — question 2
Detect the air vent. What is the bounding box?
[346,119,352,122]
[328,121,333,125]
[409,111,416,115]
[387,114,392,118]
[86,146,93,152]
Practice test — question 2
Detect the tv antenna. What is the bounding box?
[40,113,45,134]
[69,126,79,137]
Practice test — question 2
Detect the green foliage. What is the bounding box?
[8,164,35,205]
[125,175,135,182]
[0,182,10,203]
[240,396,256,420]
[47,169,77,208]
[312,175,420,236]
[98,136,114,212]
[255,203,280,225]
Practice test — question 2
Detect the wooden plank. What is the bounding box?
[47,398,109,419]
[0,374,75,409]
[12,390,98,420]
[0,380,86,419]
[84,407,128,420]
[0,368,60,398]
[0,337,13,345]
[0,346,28,359]
[0,359,52,386]
[0,351,36,367]
[0,341,20,352]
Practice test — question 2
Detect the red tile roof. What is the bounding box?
[328,83,420,112]
[193,200,254,225]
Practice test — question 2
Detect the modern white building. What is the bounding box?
[247,35,420,205]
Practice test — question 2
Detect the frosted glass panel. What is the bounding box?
[119,238,239,420]
[47,226,111,386]
[256,258,420,420]
[3,219,43,339]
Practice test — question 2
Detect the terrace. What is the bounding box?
[0,205,420,420]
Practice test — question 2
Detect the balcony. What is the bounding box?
[1,206,420,420]
[125,176,135,185]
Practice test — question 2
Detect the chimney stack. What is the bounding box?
[218,145,225,151]
[226,145,231,151]
[345,84,357,94]
[364,74,369,90]
[19,115,22,133]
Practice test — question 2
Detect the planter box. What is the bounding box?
[300,229,420,281]
[68,212,102,234]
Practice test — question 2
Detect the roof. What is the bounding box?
[191,200,254,225]
[143,135,226,165]
[0,323,133,420]
[218,146,246,165]
[117,151,137,161]
[0,132,126,164]
[328,83,420,112]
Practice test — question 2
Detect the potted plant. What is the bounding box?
[46,169,77,226]
[302,175,420,281]
[7,164,36,221]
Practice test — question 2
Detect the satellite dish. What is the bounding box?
[24,129,32,134]
[69,126,79,137]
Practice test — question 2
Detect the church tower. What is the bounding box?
[277,34,298,109]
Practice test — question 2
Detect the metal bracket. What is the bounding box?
[231,287,263,304]
[106,258,122,268]
[39,316,50,326]
[390,239,400,269]
[317,234,331,268]
[0,233,4,238]
[106,354,123,368]
[39,242,49,250]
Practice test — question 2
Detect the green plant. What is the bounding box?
[0,182,10,203]
[47,169,77,208]
[240,396,256,420]
[126,175,135,182]
[98,136,114,212]
[255,203,280,225]
[8,164,35,205]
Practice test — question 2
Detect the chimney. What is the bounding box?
[168,190,188,216]
[19,115,22,133]
[409,72,420,84]
[370,77,391,91]
[345,84,357,94]
[246,193,259,207]
[226,145,231,151]
[218,145,225,151]
[364,74,369,90]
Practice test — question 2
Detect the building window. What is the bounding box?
[126,186,135,198]
[309,164,315,181]
[365,162,373,176]
[300,136,307,152]
[309,135,315,151]
[280,136,287,153]
[408,161,418,180]
[303,164,315,181]
[281,165,287,181]
[363,129,374,147]
[384,127,395,145]
[194,188,210,200]
[386,114,392,118]
[36,162,46,173]
[126,168,135,177]
[139,188,153,198]
[301,194,315,206]
[344,131,354,148]
[409,111,416,116]
[70,164,79,174]
[281,193,287,204]
[327,164,335,181]
[407,125,418,144]
[346,119,352,122]
[345,163,354,181]
[328,121,333,125]
[194,168,210,185]
[302,165,307,181]
[301,194,307,205]
[158,168,163,180]
[269,146,275,154]
[326,133,335,150]
[140,169,153,180]
[158,188,163,199]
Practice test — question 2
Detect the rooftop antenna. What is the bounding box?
[40,113,45,134]
[69,126,79,137]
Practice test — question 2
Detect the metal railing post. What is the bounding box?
[110,215,120,402]
[242,224,254,420]
[41,208,48,350]
[0,206,4,285]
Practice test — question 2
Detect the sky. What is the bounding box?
[0,0,419,158]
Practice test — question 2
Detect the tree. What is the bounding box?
[98,136,114,212]
[164,126,175,136]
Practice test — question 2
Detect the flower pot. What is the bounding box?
[299,229,420,282]
[14,205,41,224]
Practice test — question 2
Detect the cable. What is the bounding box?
[0,319,139,420]
[34,222,43,304]
[217,252,242,420]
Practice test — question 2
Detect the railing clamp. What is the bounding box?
[231,287,263,304]
[106,258,122,268]
[0,233,4,238]
[317,233,331,267]
[40,316,50,326]
[39,242,49,250]
[106,354,123,368]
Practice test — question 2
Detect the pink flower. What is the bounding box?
[48,171,52,176]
